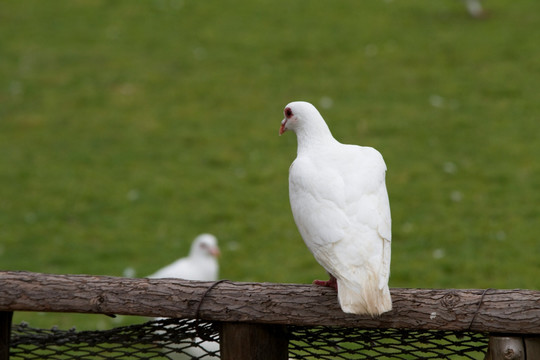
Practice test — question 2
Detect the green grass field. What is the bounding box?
[1,0,539,330]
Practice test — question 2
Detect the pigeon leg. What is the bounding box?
[313,274,338,290]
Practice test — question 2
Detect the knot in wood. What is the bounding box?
[90,294,107,309]
[441,292,460,309]
[503,348,515,360]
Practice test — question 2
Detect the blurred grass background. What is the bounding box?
[1,0,539,330]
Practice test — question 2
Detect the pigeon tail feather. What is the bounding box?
[337,276,392,316]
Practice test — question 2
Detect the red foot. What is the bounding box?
[313,275,338,290]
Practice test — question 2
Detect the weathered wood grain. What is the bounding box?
[1,271,540,333]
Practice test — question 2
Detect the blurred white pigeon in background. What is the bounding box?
[463,0,486,18]
[148,233,220,360]
[148,233,220,281]
[279,101,392,316]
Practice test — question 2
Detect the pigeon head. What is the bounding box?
[279,101,335,153]
[279,101,322,135]
[190,233,220,258]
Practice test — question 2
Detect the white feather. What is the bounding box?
[281,101,392,316]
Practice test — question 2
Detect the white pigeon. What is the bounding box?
[148,233,220,281]
[463,0,486,18]
[148,234,220,360]
[279,101,392,316]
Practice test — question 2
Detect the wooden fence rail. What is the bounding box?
[1,271,540,359]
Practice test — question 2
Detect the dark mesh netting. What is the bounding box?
[10,319,489,359]
[288,326,488,359]
[10,318,220,359]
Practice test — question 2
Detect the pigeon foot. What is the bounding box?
[313,275,338,290]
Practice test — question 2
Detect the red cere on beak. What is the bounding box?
[280,107,293,135]
[279,119,287,135]
[210,247,221,257]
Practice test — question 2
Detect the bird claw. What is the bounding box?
[313,277,338,290]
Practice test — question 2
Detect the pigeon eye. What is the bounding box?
[285,107,293,118]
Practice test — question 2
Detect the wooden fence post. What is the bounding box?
[486,335,540,359]
[485,336,524,360]
[0,311,13,360]
[220,322,288,360]
[524,337,540,359]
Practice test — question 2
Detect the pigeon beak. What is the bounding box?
[279,118,287,135]
[210,247,221,258]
